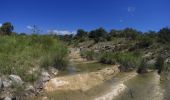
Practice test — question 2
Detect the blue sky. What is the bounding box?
[0,0,170,34]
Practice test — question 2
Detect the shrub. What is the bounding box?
[89,27,108,43]
[155,55,165,74]
[137,59,148,74]
[100,52,116,64]
[138,36,153,48]
[116,52,141,71]
[80,50,98,60]
[158,27,170,43]
[0,35,68,82]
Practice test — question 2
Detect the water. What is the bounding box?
[33,62,169,100]
[58,62,111,76]
[114,72,164,100]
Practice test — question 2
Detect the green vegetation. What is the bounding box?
[100,52,116,65]
[0,22,14,35]
[137,59,148,73]
[0,35,68,82]
[115,52,141,71]
[99,52,141,71]
[155,55,165,74]
[80,50,98,60]
[158,27,170,43]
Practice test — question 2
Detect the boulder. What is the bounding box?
[50,68,58,76]
[9,75,24,85]
[41,71,50,82]
[147,59,156,66]
[2,79,12,88]
[4,96,11,100]
[25,84,34,92]
[0,78,2,89]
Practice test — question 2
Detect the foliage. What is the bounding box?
[115,52,141,71]
[0,35,68,82]
[100,52,116,64]
[121,28,140,39]
[100,52,141,71]
[0,22,14,35]
[155,55,165,74]
[89,27,108,42]
[137,35,153,48]
[158,27,170,43]
[80,50,98,60]
[74,29,88,42]
[137,58,148,74]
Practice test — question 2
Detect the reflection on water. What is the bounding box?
[58,62,111,76]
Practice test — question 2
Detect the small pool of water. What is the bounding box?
[58,62,112,76]
[37,72,132,100]
[33,62,170,100]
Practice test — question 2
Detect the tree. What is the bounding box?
[109,29,121,37]
[75,29,88,41]
[89,27,108,42]
[158,27,170,43]
[122,28,140,39]
[0,22,14,35]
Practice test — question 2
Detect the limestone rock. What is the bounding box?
[9,75,24,85]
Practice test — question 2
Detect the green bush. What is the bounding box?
[116,52,141,71]
[100,52,116,64]
[155,55,165,74]
[80,50,98,60]
[0,35,68,82]
[158,27,170,43]
[137,59,148,74]
[100,52,141,71]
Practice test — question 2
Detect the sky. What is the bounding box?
[0,0,170,34]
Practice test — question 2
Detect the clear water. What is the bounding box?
[33,62,170,100]
[114,72,164,100]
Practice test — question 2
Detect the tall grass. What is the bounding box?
[100,52,141,71]
[0,35,68,82]
[80,50,98,60]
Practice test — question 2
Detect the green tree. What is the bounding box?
[158,27,170,43]
[0,22,14,35]
[89,27,108,42]
[75,29,88,41]
[122,28,140,39]
[109,29,121,37]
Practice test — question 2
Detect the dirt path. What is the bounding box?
[69,48,97,64]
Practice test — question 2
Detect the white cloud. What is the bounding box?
[0,23,2,27]
[26,25,33,30]
[47,30,76,35]
[127,7,136,12]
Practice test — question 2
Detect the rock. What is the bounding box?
[165,58,170,64]
[42,96,48,100]
[25,84,34,92]
[9,75,24,85]
[41,71,50,82]
[142,52,152,58]
[0,78,2,89]
[2,79,12,88]
[4,97,11,100]
[147,59,156,65]
[50,68,58,76]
